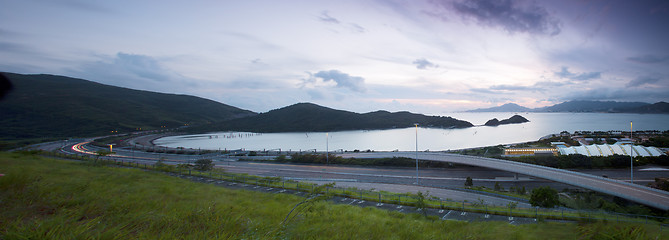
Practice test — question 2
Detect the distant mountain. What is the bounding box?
[621,101,669,113]
[484,115,529,126]
[534,100,649,112]
[466,100,669,113]
[466,103,531,112]
[0,72,255,139]
[210,103,474,132]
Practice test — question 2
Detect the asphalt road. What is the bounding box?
[341,152,669,211]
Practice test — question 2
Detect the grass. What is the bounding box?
[1,152,666,239]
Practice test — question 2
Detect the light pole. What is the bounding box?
[326,132,329,165]
[630,121,633,184]
[415,123,419,185]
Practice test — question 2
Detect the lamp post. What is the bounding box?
[630,121,633,184]
[415,123,419,185]
[326,132,329,165]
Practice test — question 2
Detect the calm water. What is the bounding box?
[154,113,669,152]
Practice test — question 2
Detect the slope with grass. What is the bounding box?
[0,152,662,239]
[0,72,255,140]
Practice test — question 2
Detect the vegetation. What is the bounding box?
[269,153,457,168]
[2,152,664,239]
[530,187,559,208]
[642,131,669,148]
[464,176,473,187]
[193,159,214,171]
[206,102,473,133]
[0,72,255,140]
[483,115,529,126]
[505,154,669,169]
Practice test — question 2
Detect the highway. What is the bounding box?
[340,152,669,211]
[41,138,669,210]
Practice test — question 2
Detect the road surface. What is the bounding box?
[340,152,669,210]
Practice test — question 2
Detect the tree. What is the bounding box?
[464,176,473,187]
[530,186,559,208]
[494,182,503,191]
[194,159,214,171]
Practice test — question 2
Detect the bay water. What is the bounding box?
[154,112,669,152]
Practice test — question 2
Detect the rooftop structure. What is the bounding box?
[556,144,665,157]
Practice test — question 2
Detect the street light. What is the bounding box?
[326,132,329,165]
[630,121,634,184]
[415,123,419,185]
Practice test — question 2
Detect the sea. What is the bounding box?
[153,112,669,152]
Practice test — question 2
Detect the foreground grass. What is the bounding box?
[0,152,664,239]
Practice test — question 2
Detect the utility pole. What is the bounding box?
[415,123,419,185]
[630,121,633,184]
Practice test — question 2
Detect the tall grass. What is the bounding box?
[0,152,664,239]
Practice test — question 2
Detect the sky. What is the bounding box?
[1,0,668,114]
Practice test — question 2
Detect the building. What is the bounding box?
[556,144,665,157]
[504,148,558,156]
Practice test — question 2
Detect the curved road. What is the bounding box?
[339,152,669,210]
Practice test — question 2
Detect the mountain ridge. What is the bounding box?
[204,102,475,133]
[0,72,255,139]
[466,101,668,113]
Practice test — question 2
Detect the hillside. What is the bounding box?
[535,100,649,112]
[0,72,255,139]
[209,103,474,132]
[624,101,669,113]
[484,115,530,126]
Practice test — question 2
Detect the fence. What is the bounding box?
[39,151,669,228]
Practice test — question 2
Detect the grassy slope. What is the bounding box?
[0,152,660,239]
[0,72,255,139]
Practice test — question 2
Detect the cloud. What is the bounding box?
[626,76,662,87]
[554,66,601,81]
[412,58,438,69]
[318,11,340,24]
[349,23,366,33]
[68,52,193,92]
[626,55,669,64]
[305,70,366,93]
[490,84,542,92]
[470,84,544,95]
[317,11,366,33]
[448,0,561,36]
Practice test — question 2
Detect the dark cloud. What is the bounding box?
[626,55,669,64]
[448,0,561,36]
[626,76,662,87]
[318,11,340,24]
[412,58,438,69]
[560,87,669,102]
[554,67,601,81]
[308,70,366,93]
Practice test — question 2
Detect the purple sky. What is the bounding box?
[1,0,668,114]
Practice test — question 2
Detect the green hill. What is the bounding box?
[208,102,473,132]
[0,72,255,139]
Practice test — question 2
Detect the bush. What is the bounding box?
[464,177,473,187]
[530,186,559,208]
[194,159,214,171]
